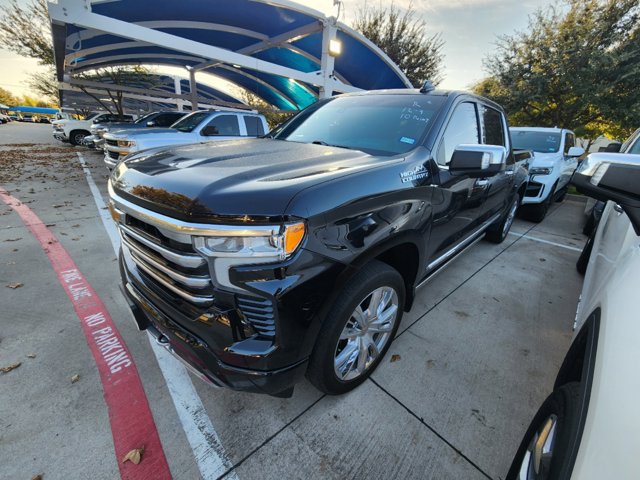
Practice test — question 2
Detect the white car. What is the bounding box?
[52,112,134,146]
[507,152,640,479]
[102,109,268,169]
[511,127,585,221]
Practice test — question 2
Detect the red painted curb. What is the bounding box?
[1,189,172,480]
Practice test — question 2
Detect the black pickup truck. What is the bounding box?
[108,88,529,397]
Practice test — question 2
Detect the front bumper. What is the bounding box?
[53,131,68,142]
[120,273,308,396]
[521,174,553,205]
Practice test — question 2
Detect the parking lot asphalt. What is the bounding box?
[0,122,585,480]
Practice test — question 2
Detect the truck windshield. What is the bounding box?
[133,112,155,124]
[171,111,211,132]
[511,130,561,153]
[274,95,445,156]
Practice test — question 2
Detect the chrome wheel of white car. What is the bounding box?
[333,286,399,381]
[517,414,557,480]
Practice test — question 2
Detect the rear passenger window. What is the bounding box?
[436,102,479,166]
[243,116,265,136]
[155,114,180,127]
[479,105,505,146]
[204,115,240,136]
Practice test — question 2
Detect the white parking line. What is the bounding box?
[77,153,238,480]
[509,231,583,252]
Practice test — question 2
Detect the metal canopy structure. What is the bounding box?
[48,0,411,111]
[59,74,247,112]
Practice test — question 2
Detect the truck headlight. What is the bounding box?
[117,140,136,148]
[530,167,553,175]
[192,222,305,289]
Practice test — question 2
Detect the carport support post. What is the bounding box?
[319,19,337,99]
[174,76,183,112]
[188,68,198,111]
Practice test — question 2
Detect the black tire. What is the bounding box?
[306,260,405,395]
[525,182,557,223]
[555,187,567,203]
[576,231,595,275]
[506,382,581,480]
[69,130,88,146]
[486,193,520,244]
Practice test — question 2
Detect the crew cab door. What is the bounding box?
[559,131,578,188]
[199,114,242,139]
[476,103,514,216]
[426,101,493,264]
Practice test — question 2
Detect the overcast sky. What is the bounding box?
[0,0,550,99]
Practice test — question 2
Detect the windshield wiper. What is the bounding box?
[311,140,351,149]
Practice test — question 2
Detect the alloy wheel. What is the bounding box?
[333,286,399,381]
[518,414,558,480]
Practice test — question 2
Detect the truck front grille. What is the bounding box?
[119,215,214,306]
[107,150,119,160]
[236,295,276,338]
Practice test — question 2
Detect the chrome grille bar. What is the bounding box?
[133,256,213,305]
[124,238,211,288]
[120,223,205,268]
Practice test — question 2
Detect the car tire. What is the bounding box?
[486,193,520,244]
[506,382,581,480]
[554,187,567,203]
[69,130,88,146]
[576,230,596,275]
[306,260,405,395]
[526,182,557,223]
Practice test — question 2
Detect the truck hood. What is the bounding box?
[111,138,397,221]
[529,151,559,169]
[107,128,179,140]
[95,122,138,130]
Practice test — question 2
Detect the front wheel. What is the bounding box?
[69,130,88,146]
[506,382,581,480]
[486,193,520,244]
[307,260,405,395]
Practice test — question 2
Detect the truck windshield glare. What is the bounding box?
[512,131,561,153]
[275,95,445,156]
[172,111,211,132]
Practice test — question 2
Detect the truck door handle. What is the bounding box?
[505,169,514,175]
[475,179,489,186]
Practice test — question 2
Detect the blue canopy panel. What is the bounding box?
[90,0,317,38]
[10,106,59,114]
[53,0,412,110]
[293,30,410,90]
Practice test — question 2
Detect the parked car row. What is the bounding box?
[52,112,135,145]
[1,114,53,123]
[83,110,187,150]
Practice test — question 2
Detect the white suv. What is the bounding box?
[507,151,640,479]
[511,127,585,221]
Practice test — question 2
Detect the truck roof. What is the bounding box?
[339,88,505,112]
[510,126,571,134]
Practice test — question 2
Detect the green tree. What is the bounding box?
[352,2,444,87]
[0,0,156,110]
[476,0,640,140]
[0,87,19,106]
[0,0,53,66]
